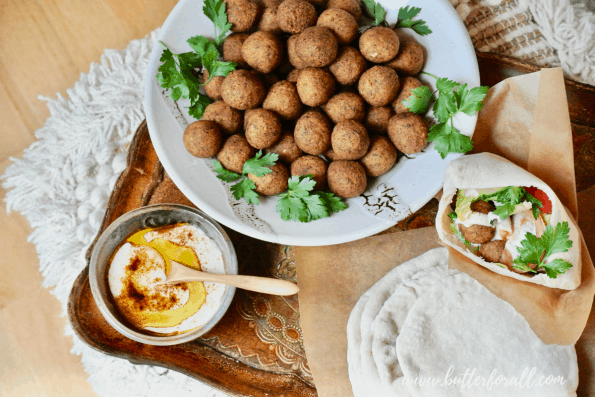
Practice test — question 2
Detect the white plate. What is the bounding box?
[145,0,480,246]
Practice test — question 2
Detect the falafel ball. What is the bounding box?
[217,134,256,174]
[223,33,250,68]
[202,70,224,101]
[221,70,267,110]
[287,34,308,69]
[392,77,423,114]
[258,4,283,33]
[291,155,328,189]
[224,0,260,32]
[385,40,425,76]
[263,80,304,120]
[287,68,302,83]
[296,67,336,106]
[470,200,496,214]
[479,240,507,263]
[323,147,344,161]
[358,66,400,106]
[183,120,222,158]
[326,0,362,21]
[245,109,282,149]
[316,9,358,44]
[360,27,400,63]
[365,106,395,135]
[387,113,428,154]
[459,224,496,244]
[265,131,304,164]
[296,27,338,67]
[331,120,370,160]
[248,163,290,195]
[242,31,284,73]
[294,110,332,155]
[277,0,318,34]
[324,92,365,123]
[202,101,244,135]
[360,135,397,177]
[329,46,367,85]
[327,160,367,198]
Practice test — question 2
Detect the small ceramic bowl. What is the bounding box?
[88,204,238,345]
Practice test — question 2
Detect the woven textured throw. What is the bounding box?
[2,1,594,397]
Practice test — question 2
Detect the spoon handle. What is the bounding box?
[167,262,299,296]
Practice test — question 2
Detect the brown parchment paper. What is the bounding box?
[296,68,595,397]
[295,227,441,397]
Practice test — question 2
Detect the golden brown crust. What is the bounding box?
[387,113,428,154]
[296,67,336,106]
[359,27,400,63]
[385,40,425,76]
[392,76,423,114]
[365,106,395,135]
[329,46,367,85]
[277,0,318,34]
[265,131,304,164]
[183,121,222,158]
[359,135,398,177]
[223,33,250,67]
[224,0,260,32]
[316,9,358,44]
[296,27,338,68]
[263,80,304,120]
[202,101,244,135]
[327,160,367,198]
[248,163,290,195]
[221,70,267,110]
[324,92,365,124]
[244,109,282,149]
[294,110,332,155]
[326,0,362,21]
[358,66,400,106]
[217,134,256,174]
[242,31,284,73]
[290,155,328,189]
[331,120,370,160]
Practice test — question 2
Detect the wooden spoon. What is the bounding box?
[162,260,300,296]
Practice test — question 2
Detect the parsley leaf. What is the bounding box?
[428,122,473,159]
[243,151,279,177]
[157,42,212,120]
[202,0,233,45]
[396,6,432,36]
[215,151,278,205]
[475,186,542,220]
[276,176,348,223]
[230,178,260,205]
[213,159,242,182]
[401,86,433,114]
[512,222,574,278]
[314,191,348,214]
[448,211,458,220]
[453,84,489,116]
[361,0,386,25]
[402,73,488,159]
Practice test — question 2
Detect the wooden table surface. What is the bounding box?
[0,1,177,395]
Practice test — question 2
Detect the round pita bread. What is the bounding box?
[397,272,578,397]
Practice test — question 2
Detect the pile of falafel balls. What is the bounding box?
[182,0,429,200]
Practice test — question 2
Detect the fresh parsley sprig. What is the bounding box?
[362,0,387,26]
[213,151,279,205]
[402,72,488,159]
[202,0,233,46]
[277,176,347,223]
[395,6,432,36]
[474,186,542,220]
[512,222,573,278]
[157,0,236,120]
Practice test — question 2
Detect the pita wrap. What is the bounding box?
[436,152,581,290]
